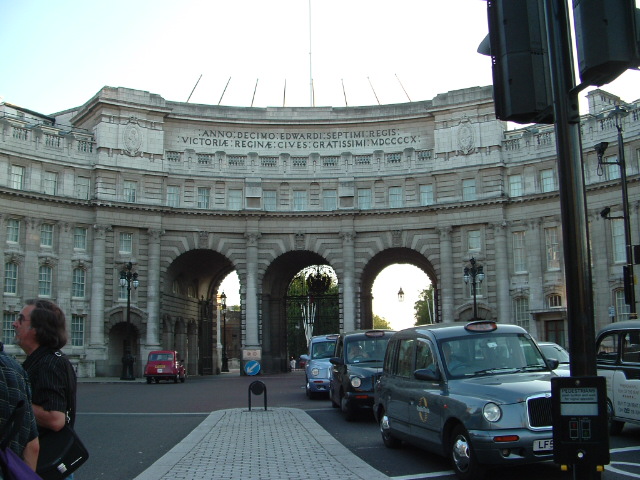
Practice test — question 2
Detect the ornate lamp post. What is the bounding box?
[397,287,405,302]
[220,292,229,372]
[595,105,637,319]
[120,262,139,380]
[463,257,484,320]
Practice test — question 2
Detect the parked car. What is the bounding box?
[329,329,395,420]
[596,320,640,434]
[374,320,557,480]
[537,341,570,375]
[144,350,186,384]
[304,334,339,398]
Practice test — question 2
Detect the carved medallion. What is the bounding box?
[123,119,142,156]
[457,119,475,155]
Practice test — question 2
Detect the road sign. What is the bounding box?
[244,360,261,376]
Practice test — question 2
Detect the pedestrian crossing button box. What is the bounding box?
[551,376,610,468]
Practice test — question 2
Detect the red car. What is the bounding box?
[144,350,186,384]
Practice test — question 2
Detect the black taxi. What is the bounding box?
[373,321,558,480]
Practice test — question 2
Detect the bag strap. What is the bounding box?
[54,350,77,426]
[0,400,25,450]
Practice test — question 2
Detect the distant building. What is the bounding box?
[1,86,638,375]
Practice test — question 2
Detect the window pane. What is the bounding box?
[612,219,625,263]
[197,187,210,209]
[323,190,337,211]
[4,263,17,294]
[119,232,133,254]
[123,181,137,203]
[228,189,243,210]
[40,224,54,247]
[514,297,530,330]
[545,227,560,270]
[76,176,90,200]
[10,165,25,189]
[513,231,526,272]
[71,315,85,347]
[541,169,555,192]
[167,186,180,207]
[358,189,371,209]
[72,269,85,298]
[43,171,58,195]
[468,230,481,251]
[462,179,476,201]
[389,187,403,208]
[293,191,307,211]
[39,266,52,296]
[263,190,277,211]
[74,227,87,249]
[419,184,433,206]
[6,219,20,243]
[509,175,522,197]
[2,313,16,344]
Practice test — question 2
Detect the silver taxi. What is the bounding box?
[374,321,557,480]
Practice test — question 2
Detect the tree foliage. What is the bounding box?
[373,314,391,330]
[414,285,436,325]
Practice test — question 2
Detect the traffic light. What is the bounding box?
[573,0,640,87]
[484,0,554,124]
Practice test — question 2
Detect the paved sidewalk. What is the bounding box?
[132,407,389,480]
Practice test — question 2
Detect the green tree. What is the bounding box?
[373,314,391,330]
[414,286,435,325]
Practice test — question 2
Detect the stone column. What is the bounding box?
[146,228,163,348]
[340,231,356,332]
[244,232,261,346]
[438,226,454,322]
[89,224,110,347]
[492,222,511,323]
[526,219,544,338]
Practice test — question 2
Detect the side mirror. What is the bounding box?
[329,357,344,366]
[546,358,560,370]
[414,368,441,381]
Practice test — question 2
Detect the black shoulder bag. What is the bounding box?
[35,353,89,480]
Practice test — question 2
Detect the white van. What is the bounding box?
[595,320,640,434]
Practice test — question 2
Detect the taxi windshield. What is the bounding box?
[311,341,336,359]
[441,333,547,378]
[346,338,388,363]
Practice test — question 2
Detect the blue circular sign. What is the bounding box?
[245,360,261,376]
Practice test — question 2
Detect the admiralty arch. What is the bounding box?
[1,85,639,377]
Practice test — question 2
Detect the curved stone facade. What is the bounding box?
[1,86,638,376]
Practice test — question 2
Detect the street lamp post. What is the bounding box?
[595,105,637,319]
[397,287,405,302]
[463,257,484,320]
[220,292,229,372]
[120,262,139,380]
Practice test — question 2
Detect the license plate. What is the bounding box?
[533,439,553,451]
[157,368,164,373]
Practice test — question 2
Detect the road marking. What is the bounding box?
[390,471,454,479]
[606,462,640,479]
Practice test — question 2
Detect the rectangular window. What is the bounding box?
[119,282,127,300]
[540,169,555,193]
[419,184,433,206]
[123,181,137,203]
[514,297,530,330]
[615,289,631,319]
[166,186,180,208]
[545,226,560,270]
[605,156,620,180]
[76,176,90,200]
[293,190,307,211]
[462,179,476,201]
[72,269,86,298]
[322,190,337,211]
[4,263,17,294]
[71,315,85,347]
[119,232,133,254]
[509,174,523,197]
[10,165,25,190]
[389,187,403,208]
[74,227,87,250]
[358,188,372,210]
[42,171,58,195]
[197,187,210,209]
[228,189,243,210]
[513,231,526,273]
[612,218,626,263]
[263,190,277,211]
[468,230,481,251]
[39,266,52,296]
[2,312,16,344]
[40,224,54,247]
[6,219,20,243]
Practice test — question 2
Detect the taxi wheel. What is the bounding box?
[607,399,624,435]
[449,424,486,480]
[379,412,401,449]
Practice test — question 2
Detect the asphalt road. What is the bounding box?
[74,371,640,480]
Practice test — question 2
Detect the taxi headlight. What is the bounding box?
[350,376,362,388]
[311,367,320,377]
[483,402,502,422]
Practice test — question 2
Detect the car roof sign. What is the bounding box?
[465,320,498,332]
[365,330,387,337]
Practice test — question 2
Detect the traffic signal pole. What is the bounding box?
[543,1,600,478]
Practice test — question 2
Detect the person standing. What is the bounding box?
[0,342,40,471]
[12,299,77,473]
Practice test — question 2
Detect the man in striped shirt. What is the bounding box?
[13,299,77,477]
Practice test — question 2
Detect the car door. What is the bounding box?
[612,331,640,422]
[409,338,445,447]
[384,338,413,436]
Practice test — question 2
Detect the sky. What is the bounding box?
[2,1,638,330]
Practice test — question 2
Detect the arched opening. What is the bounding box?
[361,248,437,330]
[261,251,338,373]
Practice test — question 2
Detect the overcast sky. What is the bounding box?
[3,0,638,330]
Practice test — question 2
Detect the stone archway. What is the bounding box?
[360,247,438,329]
[261,250,334,373]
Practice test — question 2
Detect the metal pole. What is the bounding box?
[617,116,637,318]
[472,280,478,320]
[221,293,229,372]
